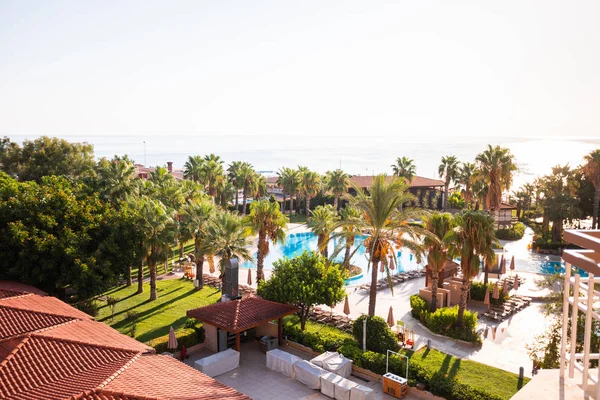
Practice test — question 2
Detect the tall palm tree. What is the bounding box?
[583,149,600,229]
[299,168,321,218]
[348,175,427,316]
[325,169,350,212]
[200,159,226,200]
[137,198,175,300]
[96,156,137,205]
[438,155,460,211]
[446,211,496,327]
[340,205,362,269]
[183,155,204,183]
[475,145,517,215]
[239,163,257,215]
[182,198,215,289]
[202,211,253,293]
[204,153,223,164]
[277,167,300,217]
[423,213,454,312]
[457,162,476,209]
[246,199,288,282]
[391,157,417,182]
[227,161,245,208]
[307,205,339,258]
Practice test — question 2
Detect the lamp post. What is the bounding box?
[361,313,367,351]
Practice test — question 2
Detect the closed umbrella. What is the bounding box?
[510,256,515,273]
[502,279,508,297]
[483,288,490,305]
[389,255,396,271]
[247,268,252,286]
[387,306,395,327]
[168,326,178,350]
[343,295,350,316]
[500,258,506,275]
[493,282,500,300]
[500,254,505,272]
[513,274,519,291]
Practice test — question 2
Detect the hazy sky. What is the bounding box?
[0,0,598,138]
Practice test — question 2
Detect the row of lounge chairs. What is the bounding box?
[481,295,532,322]
[200,274,256,296]
[358,269,426,292]
[309,307,353,333]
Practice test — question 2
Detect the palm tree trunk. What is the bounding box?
[430,272,439,312]
[483,261,489,285]
[127,265,132,286]
[242,187,248,215]
[443,181,449,211]
[195,241,204,289]
[456,279,470,328]
[368,259,379,316]
[334,196,339,213]
[282,194,286,213]
[149,258,157,301]
[305,196,311,219]
[179,241,184,260]
[257,231,266,282]
[289,195,293,217]
[235,189,239,209]
[137,258,144,294]
[593,188,600,229]
[552,218,563,242]
[343,243,352,269]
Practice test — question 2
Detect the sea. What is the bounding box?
[7,134,599,191]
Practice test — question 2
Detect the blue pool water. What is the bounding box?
[241,232,424,286]
[537,260,588,277]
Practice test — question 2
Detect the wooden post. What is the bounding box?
[278,318,283,346]
[235,333,240,352]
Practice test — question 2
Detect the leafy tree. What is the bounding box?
[277,167,300,217]
[181,198,215,289]
[423,213,455,312]
[325,169,349,212]
[445,211,496,327]
[257,251,345,330]
[299,167,321,218]
[246,199,288,282]
[475,145,517,215]
[438,155,460,211]
[582,149,600,229]
[352,315,399,353]
[307,205,339,258]
[347,175,427,316]
[391,157,416,182]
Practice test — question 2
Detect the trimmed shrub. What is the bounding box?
[352,315,399,354]
[148,326,204,353]
[496,222,525,240]
[410,294,428,320]
[470,282,508,305]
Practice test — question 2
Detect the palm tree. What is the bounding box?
[307,205,339,258]
[202,211,253,293]
[438,155,460,211]
[583,149,600,229]
[200,159,226,200]
[246,199,288,282]
[457,162,476,209]
[325,169,349,212]
[239,163,257,215]
[423,213,454,312]
[183,155,204,183]
[340,205,362,269]
[299,168,321,218]
[227,161,245,208]
[182,199,215,289]
[277,167,300,217]
[446,211,496,327]
[348,175,427,316]
[475,145,517,215]
[96,156,137,205]
[137,198,175,300]
[391,157,416,182]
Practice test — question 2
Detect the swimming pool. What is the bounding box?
[241,232,424,286]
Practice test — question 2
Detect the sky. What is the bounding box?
[0,0,598,139]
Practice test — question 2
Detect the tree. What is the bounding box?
[257,251,345,330]
[348,175,427,316]
[446,211,496,327]
[299,168,321,218]
[181,198,215,289]
[201,211,253,292]
[238,162,257,215]
[307,205,339,258]
[277,167,300,217]
[582,149,600,229]
[457,162,476,209]
[391,157,416,182]
[340,205,362,269]
[227,161,245,208]
[246,199,288,282]
[325,169,349,212]
[200,157,226,201]
[423,213,454,312]
[540,165,581,242]
[183,155,205,183]
[96,156,137,205]
[475,145,517,216]
[438,155,460,211]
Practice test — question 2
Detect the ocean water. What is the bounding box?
[7,134,599,190]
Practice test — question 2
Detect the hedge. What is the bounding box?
[495,222,525,240]
[470,282,508,306]
[147,325,205,353]
[411,295,480,343]
[352,315,399,354]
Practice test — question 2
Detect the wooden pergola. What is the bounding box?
[187,296,298,352]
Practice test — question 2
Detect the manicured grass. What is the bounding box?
[283,314,354,340]
[411,347,529,400]
[287,213,308,224]
[96,278,221,343]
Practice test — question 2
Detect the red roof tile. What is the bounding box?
[0,294,93,320]
[0,289,27,300]
[103,355,251,400]
[0,282,47,296]
[0,306,75,340]
[35,319,153,354]
[187,296,297,333]
[349,175,444,189]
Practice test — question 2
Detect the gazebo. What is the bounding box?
[187,296,298,353]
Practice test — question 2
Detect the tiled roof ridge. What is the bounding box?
[0,335,29,368]
[0,292,34,301]
[0,302,81,327]
[233,300,241,330]
[95,352,142,390]
[26,332,144,356]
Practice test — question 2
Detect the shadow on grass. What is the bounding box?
[137,315,190,343]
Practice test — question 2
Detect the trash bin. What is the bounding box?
[259,336,278,353]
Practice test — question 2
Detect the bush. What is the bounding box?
[495,222,525,240]
[470,282,508,305]
[75,299,100,317]
[352,315,399,354]
[148,326,205,353]
[410,294,428,319]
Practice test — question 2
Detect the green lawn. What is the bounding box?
[411,347,529,400]
[283,314,354,340]
[287,213,308,224]
[96,278,221,343]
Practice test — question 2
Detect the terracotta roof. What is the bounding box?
[35,319,153,354]
[0,293,93,320]
[102,355,251,400]
[0,306,75,340]
[187,296,298,333]
[500,203,517,210]
[0,281,47,296]
[0,289,28,299]
[349,175,444,189]
[266,176,279,184]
